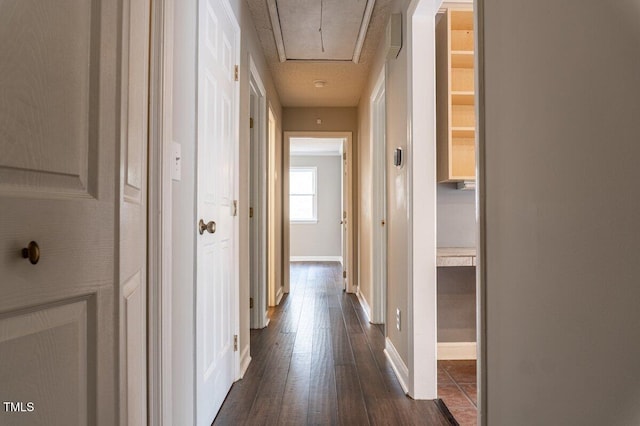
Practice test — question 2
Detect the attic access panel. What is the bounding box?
[268,0,375,63]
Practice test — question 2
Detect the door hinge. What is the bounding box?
[234,335,238,351]
[234,65,239,81]
[249,207,254,218]
[250,297,254,308]
[232,200,238,216]
[250,117,254,128]
[343,270,347,278]
[343,152,347,160]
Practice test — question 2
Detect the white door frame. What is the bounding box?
[406,0,439,399]
[283,131,355,294]
[371,67,388,324]
[249,56,269,329]
[267,106,284,307]
[148,0,174,423]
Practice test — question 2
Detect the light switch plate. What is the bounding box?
[172,142,181,181]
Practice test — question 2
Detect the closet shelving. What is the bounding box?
[436,9,476,183]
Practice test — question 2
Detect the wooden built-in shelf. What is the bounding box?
[437,8,477,183]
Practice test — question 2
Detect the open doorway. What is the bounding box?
[433,5,479,423]
[406,0,479,422]
[285,132,354,294]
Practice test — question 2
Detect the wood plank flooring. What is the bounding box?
[214,262,451,426]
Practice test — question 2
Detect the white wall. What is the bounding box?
[290,155,342,259]
[437,184,476,344]
[437,184,475,248]
[481,0,640,424]
[171,1,197,422]
[170,0,282,423]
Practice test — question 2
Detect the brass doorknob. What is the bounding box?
[21,241,40,265]
[198,219,216,235]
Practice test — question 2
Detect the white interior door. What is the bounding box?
[0,2,119,425]
[196,0,239,424]
[119,0,151,423]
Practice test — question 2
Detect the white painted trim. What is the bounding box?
[248,55,268,330]
[290,256,342,263]
[353,0,376,63]
[148,0,174,422]
[406,0,438,400]
[266,0,286,62]
[275,285,284,306]
[437,342,477,360]
[476,0,488,423]
[356,288,372,324]
[370,65,387,325]
[239,345,252,378]
[384,337,409,394]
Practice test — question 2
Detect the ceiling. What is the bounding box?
[290,137,344,156]
[247,0,394,107]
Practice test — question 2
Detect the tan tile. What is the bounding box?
[449,406,478,426]
[442,360,477,384]
[438,384,475,410]
[438,368,453,384]
[460,384,477,406]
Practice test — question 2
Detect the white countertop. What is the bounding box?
[436,247,477,267]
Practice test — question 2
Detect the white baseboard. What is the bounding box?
[384,337,409,394]
[437,342,477,360]
[264,311,270,328]
[356,288,372,323]
[239,345,251,378]
[290,256,343,263]
[275,286,284,305]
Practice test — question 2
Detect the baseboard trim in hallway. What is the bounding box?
[384,337,410,394]
[356,287,372,323]
[239,345,251,378]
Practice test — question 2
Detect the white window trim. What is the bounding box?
[290,166,318,223]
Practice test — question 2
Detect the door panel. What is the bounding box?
[196,0,238,424]
[0,0,97,196]
[0,1,119,425]
[119,0,151,423]
[0,300,89,425]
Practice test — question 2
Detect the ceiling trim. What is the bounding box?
[267,0,376,64]
[353,0,376,63]
[267,0,286,62]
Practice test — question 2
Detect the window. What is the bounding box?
[290,167,317,222]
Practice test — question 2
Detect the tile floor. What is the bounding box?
[438,360,477,425]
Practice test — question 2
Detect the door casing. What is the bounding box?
[283,131,355,294]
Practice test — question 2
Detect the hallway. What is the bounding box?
[214,262,450,425]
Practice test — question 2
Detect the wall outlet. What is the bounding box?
[396,308,401,331]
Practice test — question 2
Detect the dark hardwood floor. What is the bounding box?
[214,262,451,426]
